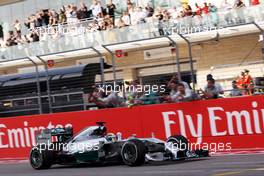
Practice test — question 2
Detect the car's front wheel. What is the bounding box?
[29,145,53,170]
[121,139,146,166]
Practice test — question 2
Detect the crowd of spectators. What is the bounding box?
[86,69,258,108]
[232,69,254,96]
[0,0,263,49]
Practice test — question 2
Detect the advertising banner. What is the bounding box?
[0,95,264,159]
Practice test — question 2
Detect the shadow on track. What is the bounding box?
[48,158,210,170]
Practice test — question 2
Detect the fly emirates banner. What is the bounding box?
[0,95,264,159]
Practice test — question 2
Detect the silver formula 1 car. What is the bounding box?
[29,122,209,169]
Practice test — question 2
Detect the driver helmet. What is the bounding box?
[92,122,107,137]
[106,133,117,142]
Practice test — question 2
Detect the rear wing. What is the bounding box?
[36,127,73,144]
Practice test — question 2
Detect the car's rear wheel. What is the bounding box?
[166,135,188,160]
[121,139,146,166]
[30,145,53,170]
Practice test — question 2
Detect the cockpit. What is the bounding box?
[72,123,108,141]
[71,122,118,144]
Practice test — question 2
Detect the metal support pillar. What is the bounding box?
[166,35,181,81]
[35,55,53,113]
[101,45,117,84]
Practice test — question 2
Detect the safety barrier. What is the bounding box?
[0,95,264,159]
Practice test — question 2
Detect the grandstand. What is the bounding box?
[0,0,264,117]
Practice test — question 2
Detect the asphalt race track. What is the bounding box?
[1,154,264,176]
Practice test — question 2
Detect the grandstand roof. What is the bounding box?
[0,0,25,6]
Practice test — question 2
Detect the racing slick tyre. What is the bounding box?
[121,139,146,166]
[30,144,53,170]
[166,135,188,160]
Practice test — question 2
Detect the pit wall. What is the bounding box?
[1,95,264,159]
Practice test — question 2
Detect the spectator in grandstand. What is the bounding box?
[167,74,190,89]
[194,3,202,16]
[209,3,219,26]
[234,0,246,23]
[127,2,134,16]
[236,71,246,90]
[244,69,254,95]
[169,74,190,90]
[202,2,210,15]
[13,20,21,33]
[35,11,45,27]
[104,15,114,28]
[128,7,138,25]
[156,10,166,36]
[125,80,145,106]
[169,6,180,22]
[163,9,171,21]
[106,0,116,24]
[190,3,201,26]
[121,11,131,26]
[90,0,102,18]
[78,2,90,20]
[171,83,194,102]
[163,75,194,103]
[66,5,78,24]
[244,69,253,86]
[139,87,160,105]
[206,74,224,94]
[201,78,221,99]
[236,70,255,95]
[201,2,211,26]
[27,30,40,43]
[36,9,50,27]
[230,80,243,97]
[250,0,262,21]
[0,23,3,39]
[5,31,17,46]
[89,86,124,108]
[251,0,260,5]
[183,5,193,17]
[49,9,60,25]
[59,7,67,24]
[88,19,99,31]
[0,40,4,48]
[98,14,107,31]
[234,0,246,8]
[159,87,173,104]
[221,0,234,25]
[14,31,26,45]
[24,16,35,30]
[127,0,134,8]
[145,3,154,17]
[88,87,104,105]
[155,8,164,20]
[168,81,178,98]
[136,7,147,24]
[43,10,51,26]
[98,90,126,108]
